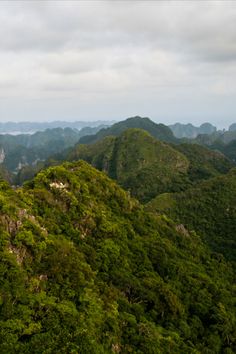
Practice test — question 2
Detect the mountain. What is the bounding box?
[146,168,236,262]
[0,160,235,353]
[0,126,106,174]
[195,130,236,146]
[79,116,177,144]
[193,132,236,163]
[229,123,236,131]
[0,120,113,134]
[0,165,12,184]
[68,129,189,202]
[216,140,236,163]
[169,123,216,139]
[173,143,233,180]
[63,129,233,203]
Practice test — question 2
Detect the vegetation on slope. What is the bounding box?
[173,143,233,181]
[68,129,190,202]
[0,161,235,353]
[65,129,233,203]
[79,116,177,144]
[147,168,236,262]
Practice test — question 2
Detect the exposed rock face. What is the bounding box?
[0,148,5,163]
[175,224,190,237]
[0,215,22,236]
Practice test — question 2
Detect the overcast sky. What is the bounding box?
[0,1,236,128]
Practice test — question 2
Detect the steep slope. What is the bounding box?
[68,129,189,202]
[218,140,236,163]
[0,161,235,353]
[147,168,236,262]
[0,165,12,184]
[79,116,177,144]
[66,129,233,203]
[202,140,236,164]
[195,130,236,146]
[173,143,233,181]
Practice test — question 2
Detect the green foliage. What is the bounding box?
[66,129,190,202]
[0,161,234,353]
[147,168,236,262]
[79,116,177,144]
[64,129,232,203]
[173,143,233,181]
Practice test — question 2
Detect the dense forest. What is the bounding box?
[0,117,236,353]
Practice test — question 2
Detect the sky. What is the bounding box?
[0,1,236,128]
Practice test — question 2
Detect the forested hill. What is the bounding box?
[79,116,177,144]
[63,129,233,203]
[146,168,236,262]
[67,128,189,202]
[172,143,233,180]
[0,160,235,353]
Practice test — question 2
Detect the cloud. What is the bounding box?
[0,1,236,125]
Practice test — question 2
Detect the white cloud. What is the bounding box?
[0,0,236,126]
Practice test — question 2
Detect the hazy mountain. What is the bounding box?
[193,131,236,163]
[229,123,236,131]
[0,126,106,174]
[195,130,236,145]
[0,121,113,134]
[169,122,217,139]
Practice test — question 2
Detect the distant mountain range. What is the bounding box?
[0,116,234,189]
[0,120,114,134]
[0,125,108,175]
[2,119,236,137]
[169,122,217,139]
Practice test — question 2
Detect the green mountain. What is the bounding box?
[195,131,236,146]
[173,143,233,181]
[68,129,189,202]
[65,129,233,203]
[79,116,177,144]
[146,168,236,262]
[0,161,235,353]
[184,130,236,166]
[218,140,236,163]
[200,140,236,164]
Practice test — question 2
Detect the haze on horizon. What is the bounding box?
[0,1,236,129]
